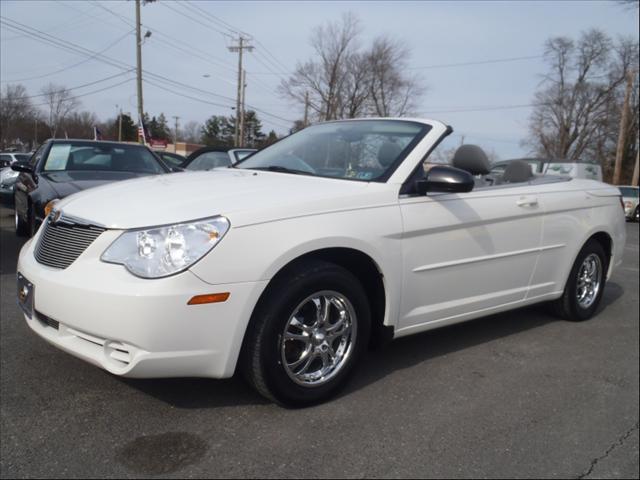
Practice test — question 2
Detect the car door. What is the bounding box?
[397,184,544,332]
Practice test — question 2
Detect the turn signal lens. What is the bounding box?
[187,292,230,305]
[44,199,60,217]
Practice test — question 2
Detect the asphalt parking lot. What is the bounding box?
[0,205,638,479]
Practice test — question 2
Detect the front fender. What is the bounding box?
[189,205,404,328]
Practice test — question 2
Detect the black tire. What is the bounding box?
[15,203,29,237]
[241,259,371,407]
[550,239,608,321]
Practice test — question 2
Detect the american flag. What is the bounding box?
[137,121,149,145]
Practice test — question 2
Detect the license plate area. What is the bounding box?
[17,272,34,319]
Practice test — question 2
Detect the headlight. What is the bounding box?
[101,216,230,278]
[44,199,60,217]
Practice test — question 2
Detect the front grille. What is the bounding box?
[34,219,105,269]
[35,311,59,330]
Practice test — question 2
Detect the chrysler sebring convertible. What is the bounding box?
[17,119,626,406]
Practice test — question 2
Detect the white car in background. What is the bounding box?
[491,158,603,182]
[0,152,31,168]
[17,118,626,406]
[619,185,639,222]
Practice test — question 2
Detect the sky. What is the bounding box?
[1,0,638,158]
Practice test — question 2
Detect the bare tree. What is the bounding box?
[280,14,425,124]
[64,111,99,139]
[280,12,361,121]
[0,84,35,149]
[181,120,203,144]
[525,30,638,167]
[40,83,81,138]
[366,36,424,117]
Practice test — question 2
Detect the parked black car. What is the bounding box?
[155,151,187,168]
[182,147,257,171]
[12,139,170,237]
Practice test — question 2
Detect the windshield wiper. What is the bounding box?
[249,166,308,175]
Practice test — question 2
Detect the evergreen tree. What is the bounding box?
[113,113,137,142]
[260,130,279,148]
[242,110,265,147]
[201,115,224,146]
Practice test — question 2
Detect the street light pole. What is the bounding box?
[135,0,144,134]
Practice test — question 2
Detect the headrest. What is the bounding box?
[503,160,533,183]
[452,144,491,175]
[377,142,402,168]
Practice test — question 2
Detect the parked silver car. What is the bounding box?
[619,186,639,222]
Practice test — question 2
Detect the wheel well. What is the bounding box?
[259,248,392,349]
[588,231,613,268]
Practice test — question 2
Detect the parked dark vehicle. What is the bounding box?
[12,139,169,237]
[155,151,187,168]
[182,147,257,171]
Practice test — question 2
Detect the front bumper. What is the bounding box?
[17,229,268,379]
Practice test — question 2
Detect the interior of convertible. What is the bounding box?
[425,142,570,190]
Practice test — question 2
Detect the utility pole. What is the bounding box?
[303,91,309,127]
[613,69,634,185]
[239,70,247,147]
[117,105,123,142]
[632,149,639,187]
[172,115,180,153]
[228,35,253,147]
[135,0,144,137]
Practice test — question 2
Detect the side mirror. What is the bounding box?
[415,165,474,195]
[11,161,33,174]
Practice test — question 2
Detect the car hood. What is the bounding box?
[42,170,153,198]
[58,169,392,229]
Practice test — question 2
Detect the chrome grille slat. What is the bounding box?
[34,218,105,269]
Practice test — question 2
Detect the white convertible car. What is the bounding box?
[17,119,626,405]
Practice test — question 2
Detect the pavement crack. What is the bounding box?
[576,420,639,479]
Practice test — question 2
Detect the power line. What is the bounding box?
[247,54,545,76]
[421,103,538,114]
[30,78,134,107]
[408,55,544,70]
[20,70,135,99]
[2,16,295,125]
[159,2,232,39]
[183,1,250,37]
[0,28,134,83]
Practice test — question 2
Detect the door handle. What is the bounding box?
[517,196,538,207]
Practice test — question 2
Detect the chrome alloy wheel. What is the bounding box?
[280,291,357,387]
[576,253,602,309]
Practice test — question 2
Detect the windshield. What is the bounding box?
[43,143,165,174]
[237,120,430,181]
[619,187,639,198]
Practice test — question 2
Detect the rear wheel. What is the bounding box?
[550,240,607,321]
[241,259,370,406]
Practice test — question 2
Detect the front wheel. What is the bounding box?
[241,260,371,406]
[550,239,607,321]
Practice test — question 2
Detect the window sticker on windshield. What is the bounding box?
[356,171,374,180]
[45,144,72,170]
